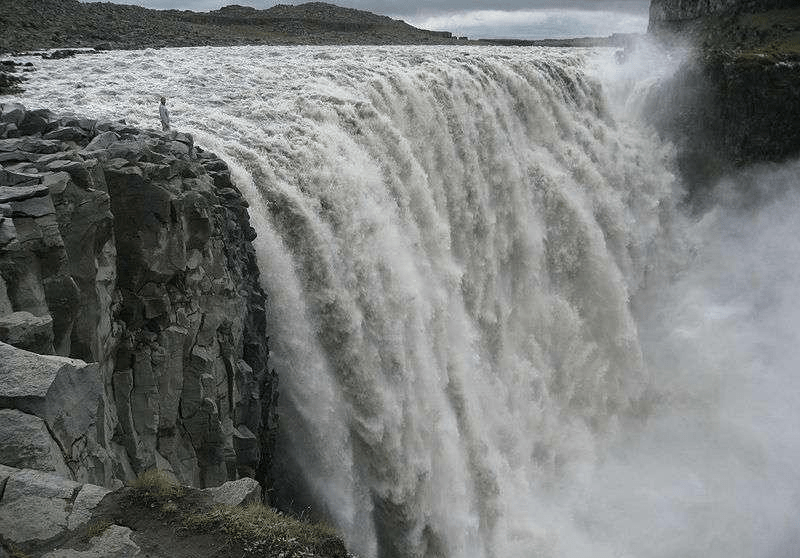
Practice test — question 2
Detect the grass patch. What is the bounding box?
[129,469,185,511]
[2,541,31,558]
[183,503,347,558]
[81,519,112,542]
[124,470,349,556]
[739,8,800,32]
[736,8,800,58]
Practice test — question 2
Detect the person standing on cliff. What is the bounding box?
[159,96,170,132]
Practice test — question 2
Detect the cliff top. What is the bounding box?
[649,0,800,59]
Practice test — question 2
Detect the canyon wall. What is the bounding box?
[645,0,800,198]
[0,102,277,492]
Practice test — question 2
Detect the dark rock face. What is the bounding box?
[646,51,800,188]
[0,60,33,95]
[645,1,800,197]
[0,102,276,493]
[649,0,795,33]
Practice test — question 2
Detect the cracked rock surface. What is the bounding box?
[0,102,277,493]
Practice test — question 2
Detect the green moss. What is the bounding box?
[183,503,346,557]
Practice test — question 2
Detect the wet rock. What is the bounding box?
[646,3,800,194]
[0,73,26,95]
[42,49,86,60]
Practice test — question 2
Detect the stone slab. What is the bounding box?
[41,524,140,558]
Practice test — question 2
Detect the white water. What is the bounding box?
[7,45,800,558]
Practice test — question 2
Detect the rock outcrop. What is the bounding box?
[648,0,796,34]
[0,467,346,558]
[0,102,277,493]
[0,60,34,96]
[0,466,113,550]
[644,1,800,197]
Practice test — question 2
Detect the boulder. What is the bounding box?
[0,409,70,476]
[0,103,25,127]
[0,343,110,484]
[202,476,261,506]
[0,137,61,154]
[19,109,58,136]
[9,192,56,218]
[0,170,41,187]
[1,123,19,139]
[0,468,118,551]
[67,484,112,530]
[0,311,54,353]
[83,130,119,152]
[0,468,80,543]
[43,126,89,142]
[41,525,141,558]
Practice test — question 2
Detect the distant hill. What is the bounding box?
[0,0,462,52]
[481,33,641,48]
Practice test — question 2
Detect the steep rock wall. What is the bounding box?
[648,0,795,33]
[645,0,800,198]
[645,51,800,191]
[0,102,277,491]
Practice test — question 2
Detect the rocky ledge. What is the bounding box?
[0,466,346,557]
[0,102,277,494]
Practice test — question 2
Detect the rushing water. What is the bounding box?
[7,45,800,558]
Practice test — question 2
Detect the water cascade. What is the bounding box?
[15,45,800,558]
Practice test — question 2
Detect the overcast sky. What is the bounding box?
[80,0,651,39]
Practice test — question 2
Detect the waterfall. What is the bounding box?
[14,45,800,558]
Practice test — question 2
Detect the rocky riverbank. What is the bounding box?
[645,1,800,196]
[0,102,278,494]
[0,0,465,53]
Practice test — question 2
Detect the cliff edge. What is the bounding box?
[648,0,797,35]
[0,102,277,493]
[645,0,800,196]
